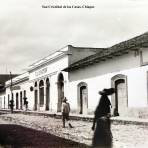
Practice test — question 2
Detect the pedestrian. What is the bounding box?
[9,100,14,113]
[25,100,28,111]
[91,88,115,148]
[61,97,73,128]
[23,97,28,111]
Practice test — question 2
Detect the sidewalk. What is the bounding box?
[1,109,148,126]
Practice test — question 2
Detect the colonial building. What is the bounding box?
[0,45,102,113]
[1,32,148,118]
[64,32,148,118]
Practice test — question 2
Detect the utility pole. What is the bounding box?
[10,72,14,113]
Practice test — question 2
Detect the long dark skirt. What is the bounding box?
[92,118,112,148]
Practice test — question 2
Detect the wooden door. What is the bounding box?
[115,79,127,116]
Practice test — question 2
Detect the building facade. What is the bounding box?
[0,74,18,109]
[0,45,101,113]
[64,32,148,118]
[1,32,148,118]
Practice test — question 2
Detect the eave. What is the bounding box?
[63,32,148,72]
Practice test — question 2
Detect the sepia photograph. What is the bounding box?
[0,0,148,147]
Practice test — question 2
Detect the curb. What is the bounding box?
[1,109,148,126]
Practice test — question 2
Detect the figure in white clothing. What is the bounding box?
[61,97,73,128]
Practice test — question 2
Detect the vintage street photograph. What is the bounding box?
[0,0,148,147]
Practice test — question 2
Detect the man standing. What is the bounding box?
[61,97,73,128]
[23,97,28,111]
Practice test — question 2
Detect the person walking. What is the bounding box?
[9,100,14,113]
[92,88,115,148]
[61,97,73,128]
[23,97,28,111]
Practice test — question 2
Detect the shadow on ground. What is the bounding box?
[0,124,90,148]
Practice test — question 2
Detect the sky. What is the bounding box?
[0,0,148,74]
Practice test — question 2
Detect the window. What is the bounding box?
[140,49,148,66]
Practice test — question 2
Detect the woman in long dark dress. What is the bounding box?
[92,88,115,148]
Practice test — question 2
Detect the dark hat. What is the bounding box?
[63,97,67,102]
[99,90,106,95]
[99,88,115,96]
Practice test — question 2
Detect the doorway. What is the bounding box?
[16,93,19,109]
[20,91,23,109]
[46,78,50,110]
[39,80,44,107]
[57,73,64,112]
[78,82,88,114]
[111,74,128,116]
[34,82,38,110]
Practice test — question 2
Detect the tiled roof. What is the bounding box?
[64,32,148,72]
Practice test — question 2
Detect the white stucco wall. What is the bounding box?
[127,67,147,107]
[69,51,140,81]
[1,47,148,117]
[47,71,68,112]
[0,95,6,109]
[28,56,69,112]
[69,46,101,65]
[0,97,2,108]
[67,52,148,113]
[49,74,58,111]
[29,56,69,81]
[5,80,34,110]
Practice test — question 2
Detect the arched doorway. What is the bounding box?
[111,74,128,116]
[57,73,64,112]
[20,91,23,109]
[46,78,50,110]
[77,82,88,114]
[16,93,19,109]
[23,90,26,107]
[34,82,38,110]
[39,80,44,107]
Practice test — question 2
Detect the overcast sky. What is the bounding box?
[0,0,148,74]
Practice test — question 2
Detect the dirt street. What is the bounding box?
[1,114,148,148]
[0,118,89,148]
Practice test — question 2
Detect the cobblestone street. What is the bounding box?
[0,118,88,148]
[0,113,148,148]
